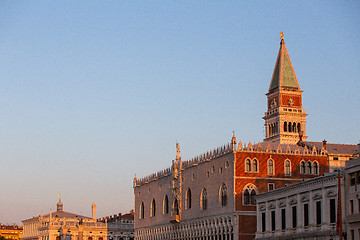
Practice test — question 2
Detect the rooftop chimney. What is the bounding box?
[323,139,327,150]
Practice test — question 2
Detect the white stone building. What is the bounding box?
[98,212,134,240]
[134,143,237,240]
[344,148,360,240]
[254,173,345,240]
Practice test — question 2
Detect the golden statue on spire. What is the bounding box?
[280,32,284,40]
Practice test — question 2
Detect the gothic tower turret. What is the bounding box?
[263,33,307,145]
[57,198,63,212]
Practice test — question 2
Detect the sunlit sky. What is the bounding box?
[1,1,359,225]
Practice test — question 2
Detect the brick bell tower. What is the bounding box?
[263,33,307,145]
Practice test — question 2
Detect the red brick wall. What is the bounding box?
[234,151,328,211]
[280,94,301,108]
[238,215,256,240]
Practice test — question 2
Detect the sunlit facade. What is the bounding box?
[133,36,358,240]
[0,224,23,240]
[22,200,107,240]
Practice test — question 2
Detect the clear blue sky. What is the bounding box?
[0,1,359,225]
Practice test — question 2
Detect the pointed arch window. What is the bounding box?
[243,184,258,205]
[284,122,288,132]
[220,183,227,207]
[297,123,301,133]
[245,159,251,172]
[150,199,156,217]
[307,161,312,174]
[251,190,256,205]
[313,161,319,175]
[172,198,179,216]
[200,188,208,210]
[288,122,292,132]
[284,160,291,176]
[268,159,274,175]
[252,159,258,172]
[185,188,192,209]
[272,123,275,135]
[300,161,306,174]
[139,202,144,219]
[244,189,250,205]
[163,195,169,214]
[292,122,296,132]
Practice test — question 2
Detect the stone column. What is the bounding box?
[308,191,315,231]
[275,199,281,236]
[297,194,303,233]
[256,205,262,239]
[232,215,237,240]
[285,199,292,235]
[322,188,329,230]
[77,225,85,240]
[265,202,271,237]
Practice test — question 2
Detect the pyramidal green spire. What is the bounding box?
[269,38,301,92]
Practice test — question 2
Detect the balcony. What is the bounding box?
[170,215,180,223]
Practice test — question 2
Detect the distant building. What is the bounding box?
[0,224,23,240]
[344,149,360,240]
[133,35,358,240]
[22,200,107,240]
[98,211,134,240]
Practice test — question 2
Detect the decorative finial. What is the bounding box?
[280,32,284,40]
[176,142,181,159]
[231,131,237,150]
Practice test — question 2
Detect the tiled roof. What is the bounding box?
[301,141,358,155]
[23,211,92,221]
[99,212,134,222]
[44,210,91,219]
[120,213,134,220]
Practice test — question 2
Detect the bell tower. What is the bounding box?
[263,33,307,145]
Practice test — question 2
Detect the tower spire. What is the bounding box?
[268,34,301,93]
[264,34,307,145]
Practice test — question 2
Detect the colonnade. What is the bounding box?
[135,216,234,240]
